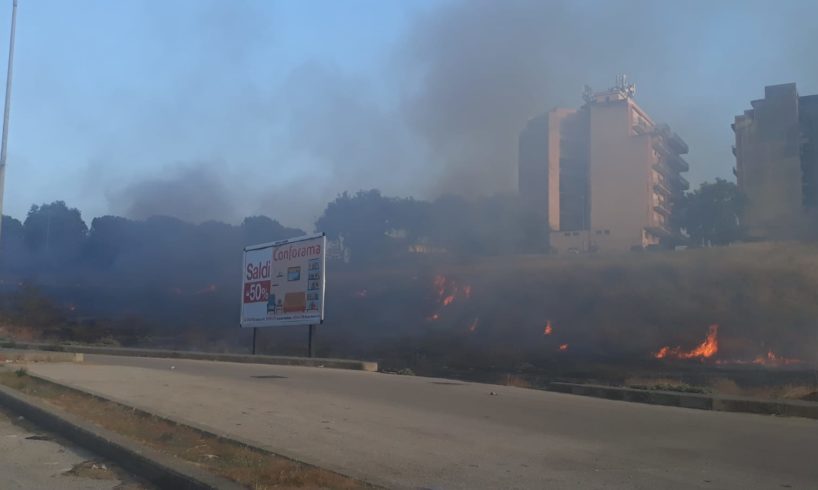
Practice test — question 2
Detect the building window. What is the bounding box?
[604,230,610,235]
[563,232,570,237]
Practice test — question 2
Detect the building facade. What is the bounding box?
[733,83,818,240]
[519,77,690,253]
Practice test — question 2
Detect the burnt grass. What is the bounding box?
[4,241,818,401]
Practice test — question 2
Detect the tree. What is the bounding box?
[23,201,88,262]
[674,179,745,247]
[316,190,404,263]
[0,216,26,270]
[241,216,304,247]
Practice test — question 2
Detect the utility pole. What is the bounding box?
[0,0,18,242]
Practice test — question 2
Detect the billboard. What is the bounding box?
[240,233,326,328]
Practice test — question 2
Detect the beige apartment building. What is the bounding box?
[519,77,690,253]
[733,83,818,240]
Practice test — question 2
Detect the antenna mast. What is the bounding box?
[0,0,18,241]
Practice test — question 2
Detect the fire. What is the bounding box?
[559,343,569,352]
[433,275,447,298]
[752,350,802,366]
[468,317,479,333]
[427,274,473,321]
[544,320,553,336]
[654,324,719,360]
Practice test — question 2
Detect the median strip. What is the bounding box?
[0,368,374,489]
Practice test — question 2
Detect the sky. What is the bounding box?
[0,0,816,229]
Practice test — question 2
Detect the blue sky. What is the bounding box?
[0,0,433,225]
[0,0,815,228]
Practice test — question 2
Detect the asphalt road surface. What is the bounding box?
[0,407,146,490]
[27,355,818,490]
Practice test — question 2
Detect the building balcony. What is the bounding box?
[645,225,672,239]
[667,132,689,155]
[653,202,672,217]
[671,173,690,191]
[652,124,689,154]
[665,153,690,173]
[653,181,673,197]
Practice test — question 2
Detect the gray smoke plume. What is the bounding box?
[108,162,238,224]
[104,0,818,227]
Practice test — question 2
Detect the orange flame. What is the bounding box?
[544,320,553,336]
[654,324,719,360]
[428,274,473,320]
[752,350,802,366]
[559,343,568,352]
[433,275,447,298]
[467,317,479,333]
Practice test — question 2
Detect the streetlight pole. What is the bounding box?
[0,0,18,242]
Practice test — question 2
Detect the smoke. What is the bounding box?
[108,162,238,224]
[92,0,818,226]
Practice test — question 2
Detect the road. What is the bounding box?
[0,407,145,490]
[27,355,818,490]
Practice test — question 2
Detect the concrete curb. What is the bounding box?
[3,341,378,372]
[0,348,84,363]
[0,380,244,490]
[548,382,818,420]
[24,371,383,489]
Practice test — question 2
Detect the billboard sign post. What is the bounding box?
[240,233,326,357]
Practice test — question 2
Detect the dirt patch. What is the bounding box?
[0,370,372,490]
[64,460,119,480]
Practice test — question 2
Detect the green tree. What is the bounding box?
[674,179,745,247]
[23,201,88,261]
[316,190,402,263]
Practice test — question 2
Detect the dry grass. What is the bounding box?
[0,370,371,490]
[503,374,533,388]
[630,376,818,401]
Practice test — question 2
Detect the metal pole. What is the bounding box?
[0,0,18,241]
[308,325,315,358]
[252,327,257,355]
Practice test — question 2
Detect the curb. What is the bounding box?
[548,382,818,419]
[0,381,244,490]
[3,342,378,372]
[24,371,383,489]
[0,348,84,363]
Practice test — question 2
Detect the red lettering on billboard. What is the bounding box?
[273,243,321,262]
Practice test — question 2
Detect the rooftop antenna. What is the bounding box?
[582,85,594,103]
[616,74,636,98]
[0,0,18,242]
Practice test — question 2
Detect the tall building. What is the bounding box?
[519,77,690,253]
[733,83,818,240]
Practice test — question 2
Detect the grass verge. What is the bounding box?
[0,369,371,490]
